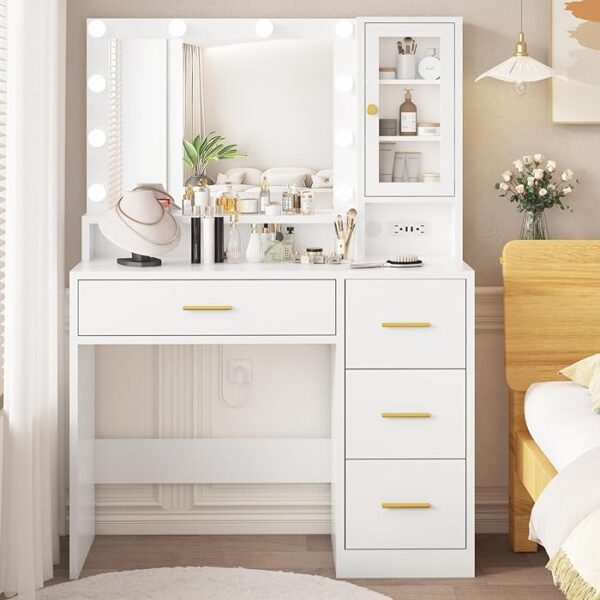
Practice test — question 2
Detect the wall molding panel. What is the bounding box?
[86,286,507,534]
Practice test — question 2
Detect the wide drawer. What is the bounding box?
[346,370,465,459]
[77,279,336,336]
[345,279,465,368]
[345,459,466,549]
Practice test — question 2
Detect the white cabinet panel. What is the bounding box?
[78,279,336,337]
[345,459,466,549]
[346,370,465,459]
[345,279,465,368]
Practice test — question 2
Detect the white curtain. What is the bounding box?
[0,0,66,597]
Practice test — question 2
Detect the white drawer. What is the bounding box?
[345,460,466,549]
[345,279,465,368]
[346,370,465,459]
[77,279,336,337]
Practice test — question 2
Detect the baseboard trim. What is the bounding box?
[92,486,508,535]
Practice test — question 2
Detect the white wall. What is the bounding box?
[202,39,333,175]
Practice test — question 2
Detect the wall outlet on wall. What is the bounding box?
[392,222,427,235]
[228,359,252,385]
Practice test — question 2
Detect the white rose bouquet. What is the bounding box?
[495,154,578,213]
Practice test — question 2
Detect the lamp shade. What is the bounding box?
[475,54,556,83]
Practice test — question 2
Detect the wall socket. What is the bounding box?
[228,359,252,384]
[392,222,427,235]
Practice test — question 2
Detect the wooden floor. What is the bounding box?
[47,534,561,599]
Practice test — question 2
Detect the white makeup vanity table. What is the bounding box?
[72,17,474,580]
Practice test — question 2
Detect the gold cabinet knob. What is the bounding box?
[366,104,378,115]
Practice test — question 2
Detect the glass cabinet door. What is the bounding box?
[364,22,456,198]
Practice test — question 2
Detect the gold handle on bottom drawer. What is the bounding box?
[182,305,233,311]
[381,412,432,419]
[381,502,432,509]
[381,322,431,328]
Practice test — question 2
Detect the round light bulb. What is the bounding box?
[255,19,274,38]
[88,129,107,148]
[335,75,354,93]
[87,20,107,39]
[88,183,107,203]
[335,129,354,148]
[168,19,187,38]
[334,183,353,203]
[335,20,354,39]
[87,74,106,93]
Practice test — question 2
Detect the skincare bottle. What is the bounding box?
[282,226,296,262]
[245,224,263,263]
[202,207,215,265]
[214,206,225,263]
[259,176,270,213]
[182,186,194,216]
[260,223,271,257]
[264,225,283,262]
[191,206,202,264]
[226,214,244,263]
[399,88,417,136]
[194,183,210,211]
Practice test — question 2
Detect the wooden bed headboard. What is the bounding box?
[502,240,600,551]
[502,240,600,393]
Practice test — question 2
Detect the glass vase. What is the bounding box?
[520,210,549,240]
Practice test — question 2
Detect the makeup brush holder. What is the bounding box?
[396,54,416,79]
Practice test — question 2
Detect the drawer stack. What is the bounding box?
[345,279,467,550]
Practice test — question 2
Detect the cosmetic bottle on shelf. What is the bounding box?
[259,176,271,213]
[191,206,201,264]
[217,182,238,214]
[226,214,244,263]
[202,207,215,265]
[214,206,225,263]
[182,186,194,216]
[282,226,296,262]
[399,88,417,136]
[264,224,284,263]
[193,183,210,211]
[245,224,263,263]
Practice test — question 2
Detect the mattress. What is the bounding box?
[525,381,600,472]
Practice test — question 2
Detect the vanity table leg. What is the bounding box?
[69,344,96,579]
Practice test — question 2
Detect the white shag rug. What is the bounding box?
[37,566,391,599]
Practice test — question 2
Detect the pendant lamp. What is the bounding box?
[476,0,556,95]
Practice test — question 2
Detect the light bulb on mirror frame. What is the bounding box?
[515,81,528,96]
[87,19,107,39]
[168,19,187,38]
[255,19,274,38]
[88,183,107,203]
[87,129,107,148]
[87,74,106,93]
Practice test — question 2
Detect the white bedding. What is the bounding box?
[524,381,600,471]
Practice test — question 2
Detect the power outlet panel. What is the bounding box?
[392,222,427,235]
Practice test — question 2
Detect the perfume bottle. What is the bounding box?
[245,224,263,263]
[226,214,244,263]
[399,88,417,136]
[217,183,238,214]
[214,206,225,263]
[182,186,194,216]
[259,176,271,213]
[263,225,284,263]
[282,226,296,262]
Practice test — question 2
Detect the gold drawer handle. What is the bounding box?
[182,305,233,311]
[367,103,378,115]
[381,322,431,328]
[381,502,432,509]
[381,412,432,419]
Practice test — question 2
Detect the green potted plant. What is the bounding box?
[182,131,247,187]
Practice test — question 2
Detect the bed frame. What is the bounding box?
[502,240,600,551]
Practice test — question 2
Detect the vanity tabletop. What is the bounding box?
[71,259,473,280]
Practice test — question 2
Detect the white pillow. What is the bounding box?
[312,169,333,188]
[216,171,244,184]
[263,167,314,188]
[230,167,263,187]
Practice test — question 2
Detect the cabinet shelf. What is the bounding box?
[379,136,441,142]
[379,79,441,85]
[237,210,335,225]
